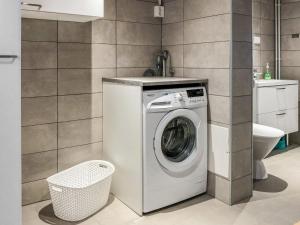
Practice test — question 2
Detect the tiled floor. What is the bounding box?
[23,147,300,225]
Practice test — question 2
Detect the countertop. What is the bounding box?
[255,79,299,87]
[102,77,208,86]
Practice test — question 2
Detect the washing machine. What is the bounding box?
[143,85,207,212]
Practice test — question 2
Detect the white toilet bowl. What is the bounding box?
[253,123,284,179]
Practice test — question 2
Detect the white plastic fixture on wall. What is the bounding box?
[21,0,104,22]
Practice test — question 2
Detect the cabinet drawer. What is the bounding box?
[257,85,298,114]
[21,0,103,22]
[257,108,298,134]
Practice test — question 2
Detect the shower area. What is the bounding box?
[252,0,300,144]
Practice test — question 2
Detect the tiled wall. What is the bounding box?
[252,0,275,76]
[163,0,253,204]
[21,0,161,205]
[281,0,300,144]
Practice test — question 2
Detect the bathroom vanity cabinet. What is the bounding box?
[254,80,299,134]
[21,0,104,22]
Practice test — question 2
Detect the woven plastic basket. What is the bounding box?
[47,160,115,221]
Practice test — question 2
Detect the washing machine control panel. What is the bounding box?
[145,87,207,112]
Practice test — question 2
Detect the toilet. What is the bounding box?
[253,123,284,179]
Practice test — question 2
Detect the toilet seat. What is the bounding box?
[253,123,285,138]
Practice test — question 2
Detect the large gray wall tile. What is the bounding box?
[22,179,50,205]
[58,118,102,148]
[184,15,230,44]
[22,96,57,126]
[58,142,102,171]
[207,172,231,205]
[92,44,116,68]
[163,0,183,24]
[22,19,57,42]
[22,41,57,69]
[232,96,252,124]
[117,0,160,24]
[162,22,183,45]
[184,0,231,20]
[208,95,230,124]
[22,150,57,183]
[231,149,252,180]
[117,45,160,68]
[58,93,102,122]
[22,123,57,155]
[231,122,252,152]
[184,68,230,96]
[22,69,57,97]
[231,175,252,204]
[58,43,91,69]
[92,19,116,44]
[58,21,91,43]
[184,42,230,68]
[117,21,161,45]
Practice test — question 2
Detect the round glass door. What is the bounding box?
[161,117,196,162]
[154,109,202,174]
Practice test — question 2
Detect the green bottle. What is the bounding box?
[264,62,272,80]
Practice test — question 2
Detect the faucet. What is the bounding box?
[155,50,175,77]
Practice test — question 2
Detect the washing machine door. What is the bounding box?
[154,108,203,174]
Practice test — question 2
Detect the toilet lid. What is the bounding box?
[253,123,284,138]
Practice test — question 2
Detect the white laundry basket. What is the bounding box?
[47,160,115,221]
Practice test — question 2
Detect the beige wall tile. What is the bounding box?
[231,175,252,204]
[232,0,252,15]
[22,150,57,183]
[117,0,160,24]
[22,69,57,97]
[58,142,102,171]
[162,22,183,45]
[184,68,230,97]
[92,19,116,44]
[232,122,252,153]
[282,1,300,19]
[58,93,102,122]
[208,95,230,124]
[117,45,160,68]
[22,179,50,205]
[58,118,102,148]
[92,44,116,68]
[163,0,183,24]
[232,14,252,42]
[58,43,91,69]
[103,0,116,20]
[58,69,115,95]
[58,21,91,43]
[22,123,57,155]
[231,149,252,180]
[282,50,300,67]
[261,19,275,35]
[184,42,230,69]
[232,41,252,69]
[22,96,57,126]
[184,15,230,44]
[232,96,252,124]
[232,69,252,96]
[22,18,57,42]
[117,21,161,46]
[207,172,231,205]
[184,0,231,20]
[22,41,57,69]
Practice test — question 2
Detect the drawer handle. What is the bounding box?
[0,55,18,59]
[276,113,286,116]
[21,2,42,10]
[276,87,286,90]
